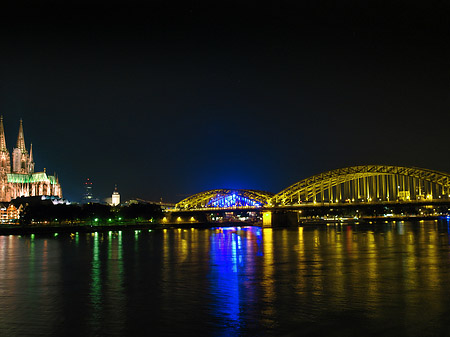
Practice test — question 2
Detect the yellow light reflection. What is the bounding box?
[262,228,275,320]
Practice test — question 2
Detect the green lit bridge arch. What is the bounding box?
[272,165,450,206]
[176,189,274,210]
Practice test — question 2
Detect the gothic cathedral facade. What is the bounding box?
[0,117,62,202]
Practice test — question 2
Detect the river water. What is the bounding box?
[1,220,450,336]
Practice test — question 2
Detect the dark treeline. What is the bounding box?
[19,202,163,225]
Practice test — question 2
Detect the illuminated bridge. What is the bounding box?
[175,165,450,211]
[273,165,450,206]
[176,189,274,210]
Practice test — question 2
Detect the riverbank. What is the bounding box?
[298,215,445,226]
[0,216,446,235]
[0,221,262,235]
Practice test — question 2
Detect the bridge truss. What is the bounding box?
[176,189,274,210]
[272,165,450,205]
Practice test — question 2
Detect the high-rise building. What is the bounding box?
[82,178,93,203]
[82,178,100,203]
[0,117,62,202]
[111,185,120,206]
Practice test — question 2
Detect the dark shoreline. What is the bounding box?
[0,216,446,236]
[0,221,261,235]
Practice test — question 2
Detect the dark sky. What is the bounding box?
[1,1,449,203]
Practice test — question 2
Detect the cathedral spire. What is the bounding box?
[28,143,35,173]
[0,115,11,177]
[16,119,26,152]
[0,116,7,152]
[12,119,29,174]
[29,143,33,162]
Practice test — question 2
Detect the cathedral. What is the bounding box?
[0,117,62,202]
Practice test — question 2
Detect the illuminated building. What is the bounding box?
[82,178,99,203]
[0,203,21,222]
[111,185,120,206]
[0,117,62,202]
[6,204,20,221]
[82,178,93,202]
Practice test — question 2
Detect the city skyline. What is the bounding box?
[1,2,449,203]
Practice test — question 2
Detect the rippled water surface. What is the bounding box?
[1,220,450,336]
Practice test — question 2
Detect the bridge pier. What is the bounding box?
[262,210,299,227]
[262,211,272,227]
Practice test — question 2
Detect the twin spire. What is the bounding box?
[0,116,35,174]
[16,119,27,153]
[0,117,29,153]
[0,116,7,152]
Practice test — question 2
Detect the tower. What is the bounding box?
[111,185,120,206]
[0,116,11,201]
[82,178,93,203]
[12,119,31,174]
[0,116,11,175]
[28,143,35,173]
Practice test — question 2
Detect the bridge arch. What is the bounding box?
[176,189,274,210]
[272,165,450,205]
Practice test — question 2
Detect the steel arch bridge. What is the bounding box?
[272,165,450,205]
[176,189,274,210]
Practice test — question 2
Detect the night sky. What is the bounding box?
[1,1,449,203]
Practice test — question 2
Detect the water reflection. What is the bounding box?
[204,227,263,335]
[89,232,102,330]
[210,229,241,331]
[261,228,275,330]
[1,222,450,336]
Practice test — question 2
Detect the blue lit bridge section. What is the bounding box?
[176,189,274,210]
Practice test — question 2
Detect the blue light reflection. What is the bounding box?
[209,227,262,335]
